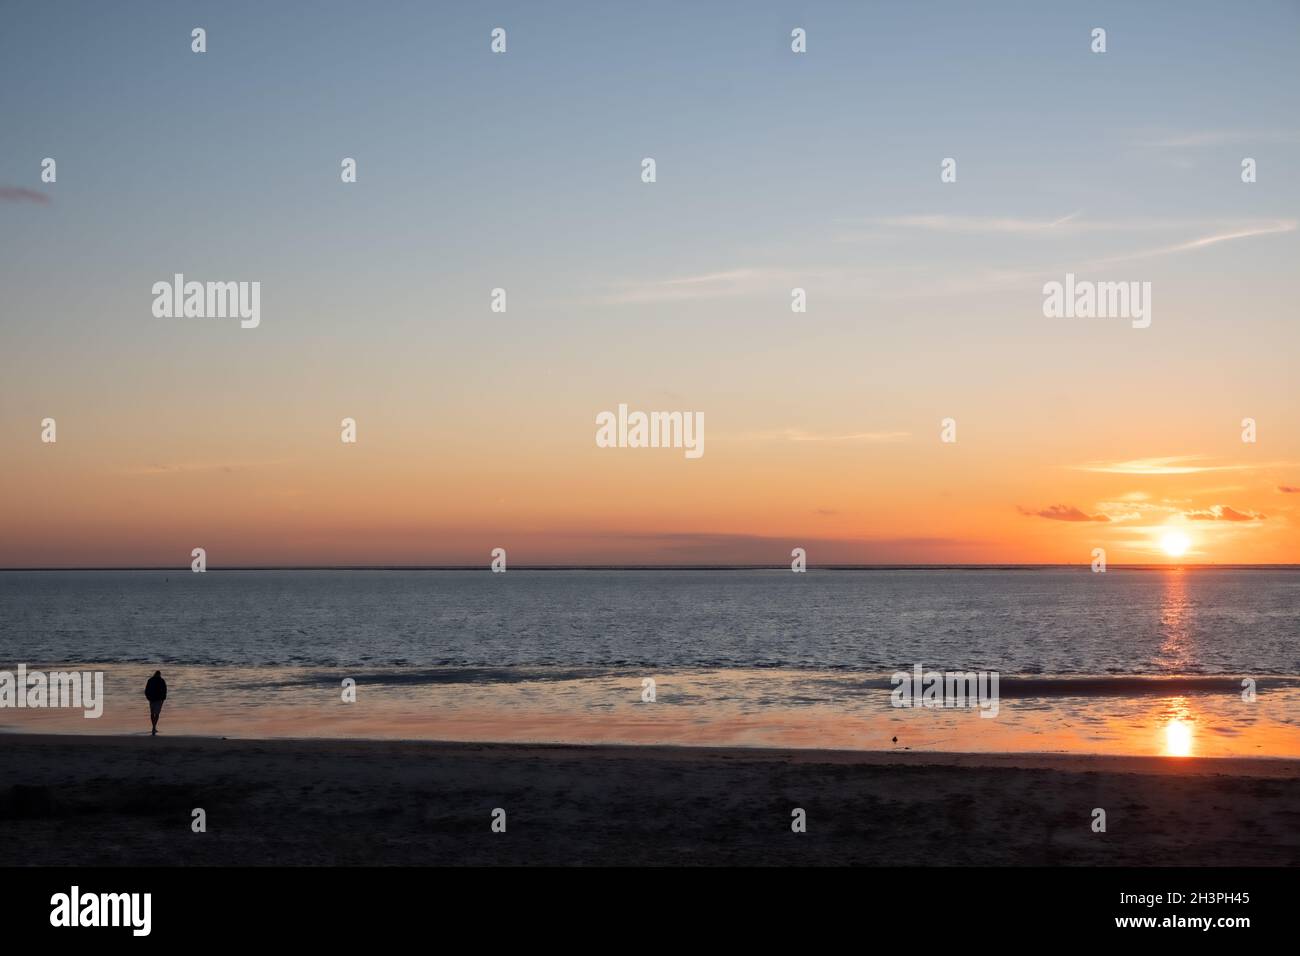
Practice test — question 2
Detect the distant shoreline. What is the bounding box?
[4,564,1298,572]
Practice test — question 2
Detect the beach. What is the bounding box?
[3,734,1296,866]
[5,573,1296,867]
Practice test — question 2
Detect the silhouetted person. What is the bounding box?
[145,671,167,736]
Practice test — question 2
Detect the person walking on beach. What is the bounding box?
[145,670,167,736]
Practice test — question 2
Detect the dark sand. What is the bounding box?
[2,735,1296,865]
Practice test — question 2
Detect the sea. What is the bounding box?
[2,568,1297,756]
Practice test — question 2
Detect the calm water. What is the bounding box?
[2,569,1296,755]
[1,568,1296,674]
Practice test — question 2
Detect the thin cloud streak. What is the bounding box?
[115,459,296,477]
[0,187,51,204]
[1184,506,1265,522]
[863,212,1084,234]
[1018,504,1110,523]
[1089,219,1297,266]
[594,213,1294,306]
[1075,457,1252,476]
[841,213,1290,239]
[591,267,789,305]
[1137,129,1300,149]
[721,429,911,443]
[1073,457,1297,476]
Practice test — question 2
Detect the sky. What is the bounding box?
[2,0,1298,566]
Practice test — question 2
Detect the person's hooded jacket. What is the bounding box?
[145,672,167,703]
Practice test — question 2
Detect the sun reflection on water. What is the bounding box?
[1156,569,1195,672]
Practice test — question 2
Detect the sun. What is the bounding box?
[1160,531,1191,558]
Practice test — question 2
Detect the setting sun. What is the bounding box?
[1161,531,1192,558]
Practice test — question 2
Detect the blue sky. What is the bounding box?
[2,1,1298,565]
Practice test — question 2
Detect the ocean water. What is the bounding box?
[2,568,1296,673]
[2,569,1297,755]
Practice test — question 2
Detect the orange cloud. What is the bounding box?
[1184,506,1265,521]
[1075,456,1249,476]
[1020,505,1111,523]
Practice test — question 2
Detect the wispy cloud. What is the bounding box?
[1093,499,1167,522]
[1183,505,1265,522]
[657,269,762,287]
[842,213,1293,241]
[1137,129,1300,149]
[117,459,294,476]
[724,428,910,443]
[828,214,1296,298]
[1089,219,1297,266]
[589,265,888,305]
[591,267,788,305]
[0,187,51,204]
[598,210,1295,307]
[1019,504,1110,523]
[862,213,1084,234]
[1094,496,1210,523]
[1075,456,1256,476]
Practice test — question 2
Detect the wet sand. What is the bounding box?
[2,734,1296,866]
[9,663,1299,759]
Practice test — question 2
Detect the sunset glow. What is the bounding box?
[1160,531,1192,559]
[3,0,1300,904]
[1,6,1297,570]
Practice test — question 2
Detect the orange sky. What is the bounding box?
[4,386,1297,566]
[4,3,1298,567]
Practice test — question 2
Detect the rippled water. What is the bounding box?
[1,568,1296,675]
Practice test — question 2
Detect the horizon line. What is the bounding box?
[3,563,1298,572]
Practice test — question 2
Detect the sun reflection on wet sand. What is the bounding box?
[1164,719,1193,756]
[1159,697,1195,756]
[3,663,1296,759]
[1164,719,1194,756]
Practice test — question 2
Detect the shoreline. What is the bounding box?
[4,734,1296,865]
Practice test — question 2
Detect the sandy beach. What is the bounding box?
[3,734,1296,866]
